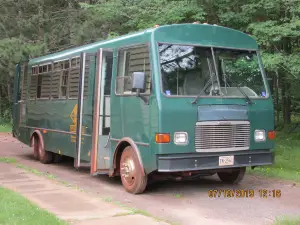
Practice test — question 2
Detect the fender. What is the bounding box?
[30,130,44,151]
[113,137,145,176]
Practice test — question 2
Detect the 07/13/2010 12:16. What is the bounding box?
[208,189,282,198]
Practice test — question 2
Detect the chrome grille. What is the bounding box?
[195,121,250,152]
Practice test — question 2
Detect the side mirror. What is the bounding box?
[131,72,149,104]
[131,72,146,94]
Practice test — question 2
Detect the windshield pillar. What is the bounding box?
[210,47,222,96]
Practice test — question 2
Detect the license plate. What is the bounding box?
[219,156,234,166]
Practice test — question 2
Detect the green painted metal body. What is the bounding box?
[12,24,274,175]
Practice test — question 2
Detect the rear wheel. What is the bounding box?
[217,167,246,184]
[32,137,39,160]
[37,139,53,164]
[120,146,147,194]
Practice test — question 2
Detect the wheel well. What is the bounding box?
[114,141,131,176]
[30,132,39,147]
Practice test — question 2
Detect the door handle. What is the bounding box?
[104,132,110,148]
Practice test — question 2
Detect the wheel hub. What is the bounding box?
[121,157,135,185]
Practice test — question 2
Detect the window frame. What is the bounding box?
[157,41,270,100]
[114,43,153,97]
[58,59,71,99]
[68,56,81,100]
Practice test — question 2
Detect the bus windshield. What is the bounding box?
[159,43,268,98]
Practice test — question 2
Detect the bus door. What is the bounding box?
[74,49,113,171]
[74,52,97,169]
[90,48,113,175]
[12,62,28,138]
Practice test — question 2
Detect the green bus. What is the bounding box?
[12,23,276,194]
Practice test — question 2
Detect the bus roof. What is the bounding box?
[28,24,258,66]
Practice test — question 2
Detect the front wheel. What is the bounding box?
[120,146,147,194]
[217,167,246,184]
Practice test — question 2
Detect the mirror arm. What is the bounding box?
[136,89,149,105]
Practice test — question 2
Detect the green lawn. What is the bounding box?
[0,186,67,225]
[274,215,300,225]
[0,123,11,133]
[248,132,300,182]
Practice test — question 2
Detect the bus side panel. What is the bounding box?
[26,100,76,158]
[18,127,31,146]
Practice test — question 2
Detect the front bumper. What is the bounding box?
[157,150,274,172]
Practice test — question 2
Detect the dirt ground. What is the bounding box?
[0,133,299,225]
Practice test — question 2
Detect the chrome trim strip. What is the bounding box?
[195,147,249,153]
[20,125,92,136]
[196,120,250,126]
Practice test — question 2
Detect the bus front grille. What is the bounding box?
[195,121,250,152]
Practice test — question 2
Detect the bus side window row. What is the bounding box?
[19,44,152,101]
[20,56,88,100]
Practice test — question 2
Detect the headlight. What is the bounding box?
[174,132,188,145]
[254,130,266,142]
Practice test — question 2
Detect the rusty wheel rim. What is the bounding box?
[121,156,136,187]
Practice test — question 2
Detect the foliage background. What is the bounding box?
[0,0,299,129]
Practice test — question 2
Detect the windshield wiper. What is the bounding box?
[191,57,217,104]
[191,77,212,104]
[237,84,254,105]
[220,59,253,105]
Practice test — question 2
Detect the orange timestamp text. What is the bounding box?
[208,189,282,198]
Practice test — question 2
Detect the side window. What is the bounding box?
[51,62,61,99]
[60,72,69,98]
[20,63,28,101]
[69,57,80,98]
[59,60,70,99]
[36,74,42,98]
[116,44,151,95]
[29,74,38,100]
[30,64,52,99]
[103,54,113,135]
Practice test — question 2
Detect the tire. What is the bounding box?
[37,138,53,164]
[33,137,39,160]
[217,167,246,184]
[120,146,147,194]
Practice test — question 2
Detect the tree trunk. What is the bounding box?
[275,70,280,125]
[284,80,291,124]
[281,73,291,125]
[281,74,286,125]
[7,83,11,103]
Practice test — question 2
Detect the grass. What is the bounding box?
[248,132,300,182]
[1,158,174,224]
[274,215,300,225]
[0,157,17,164]
[0,186,67,225]
[0,123,11,133]
[174,193,183,198]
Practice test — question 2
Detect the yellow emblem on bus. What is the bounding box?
[70,104,78,142]
[70,104,78,125]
